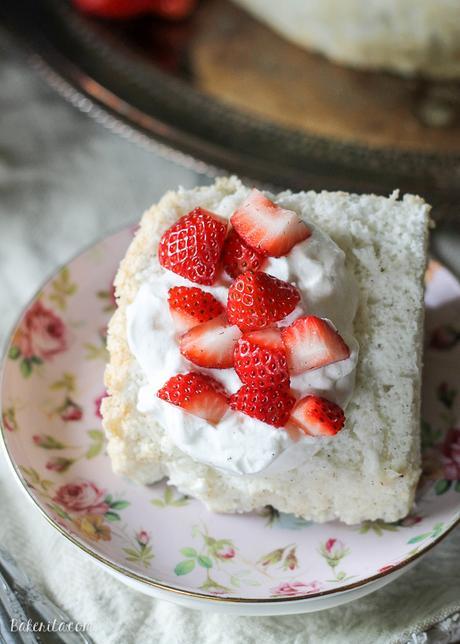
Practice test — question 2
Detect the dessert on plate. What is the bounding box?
[233,0,460,79]
[102,176,430,524]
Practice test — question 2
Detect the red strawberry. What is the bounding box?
[290,395,345,436]
[230,385,295,428]
[168,286,223,333]
[227,271,300,332]
[158,207,227,285]
[157,372,229,423]
[222,228,266,279]
[72,0,197,20]
[234,327,289,389]
[281,316,350,375]
[180,315,242,369]
[231,189,311,257]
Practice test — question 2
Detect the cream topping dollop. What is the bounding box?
[127,218,359,477]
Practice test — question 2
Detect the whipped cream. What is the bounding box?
[127,216,359,477]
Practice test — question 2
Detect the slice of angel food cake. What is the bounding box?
[102,176,430,524]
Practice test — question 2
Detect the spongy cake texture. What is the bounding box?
[102,176,430,524]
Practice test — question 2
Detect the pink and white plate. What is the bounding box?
[1,228,460,615]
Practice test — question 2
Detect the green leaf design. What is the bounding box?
[85,430,105,460]
[104,511,121,522]
[35,435,67,450]
[8,346,20,360]
[49,503,71,520]
[197,555,213,569]
[174,559,195,576]
[110,500,130,510]
[407,532,431,544]
[359,520,398,536]
[122,548,139,558]
[20,359,32,378]
[434,480,452,495]
[150,499,165,508]
[164,487,174,503]
[180,547,197,558]
[49,267,77,311]
[50,373,76,392]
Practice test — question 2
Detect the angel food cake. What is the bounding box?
[102,177,430,524]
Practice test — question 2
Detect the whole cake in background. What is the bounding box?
[102,176,430,525]
[233,0,460,79]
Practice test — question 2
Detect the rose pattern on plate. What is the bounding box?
[270,581,321,598]
[319,538,352,582]
[8,300,68,377]
[1,233,459,601]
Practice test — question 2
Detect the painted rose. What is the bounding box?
[18,301,67,361]
[59,398,83,422]
[215,544,236,560]
[53,481,109,515]
[136,530,150,546]
[270,581,320,597]
[320,538,349,566]
[94,391,107,419]
[441,428,460,480]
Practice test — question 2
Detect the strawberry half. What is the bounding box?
[281,316,350,375]
[227,271,300,332]
[222,228,266,279]
[290,395,345,436]
[231,189,311,257]
[230,385,295,428]
[158,207,227,286]
[234,327,289,389]
[157,372,229,424]
[168,286,223,333]
[180,315,242,369]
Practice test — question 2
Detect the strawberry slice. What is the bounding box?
[231,189,311,257]
[227,271,300,332]
[157,372,229,424]
[281,316,350,375]
[158,207,227,286]
[290,395,345,436]
[230,385,295,428]
[234,327,289,388]
[180,315,242,369]
[168,286,223,333]
[222,228,266,279]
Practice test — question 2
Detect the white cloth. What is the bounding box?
[1,34,460,644]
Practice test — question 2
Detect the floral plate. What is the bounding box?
[1,227,460,615]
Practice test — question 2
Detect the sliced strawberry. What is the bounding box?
[230,385,295,428]
[231,189,311,258]
[290,395,345,436]
[222,228,266,279]
[179,315,242,369]
[158,207,227,285]
[157,372,229,424]
[227,271,300,332]
[168,286,223,333]
[234,327,289,389]
[281,316,350,375]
